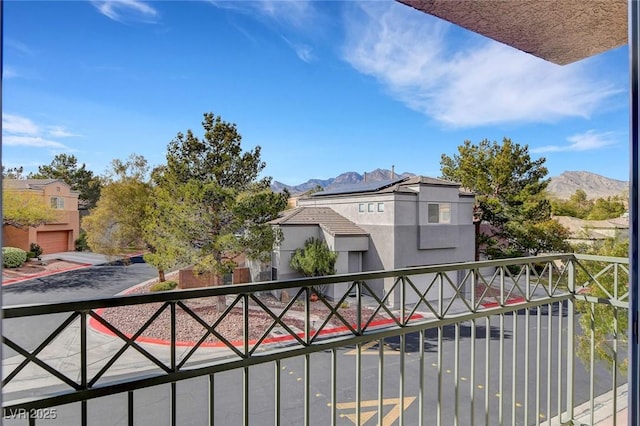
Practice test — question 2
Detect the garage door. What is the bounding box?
[36,231,70,255]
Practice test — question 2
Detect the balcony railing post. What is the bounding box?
[566,258,576,423]
[629,1,640,424]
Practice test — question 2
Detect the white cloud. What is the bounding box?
[210,0,314,29]
[47,126,81,138]
[532,130,618,153]
[209,1,318,62]
[282,37,315,63]
[3,135,70,150]
[3,66,19,79]
[2,113,39,135]
[342,3,620,127]
[2,113,74,151]
[92,0,158,23]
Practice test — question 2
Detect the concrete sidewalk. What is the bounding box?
[542,384,628,425]
[40,251,139,266]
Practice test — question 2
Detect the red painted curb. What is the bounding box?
[2,263,92,286]
[480,297,526,308]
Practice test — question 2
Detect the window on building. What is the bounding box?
[359,203,365,213]
[377,203,385,212]
[427,203,451,224]
[50,196,64,209]
[368,203,374,212]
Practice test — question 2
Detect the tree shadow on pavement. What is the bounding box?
[379,324,506,353]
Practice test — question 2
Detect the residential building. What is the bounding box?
[3,179,80,254]
[556,215,630,246]
[271,176,475,305]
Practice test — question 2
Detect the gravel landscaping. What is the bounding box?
[97,279,394,345]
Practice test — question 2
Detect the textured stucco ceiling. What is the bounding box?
[398,0,627,65]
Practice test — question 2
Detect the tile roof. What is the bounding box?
[3,179,64,190]
[271,207,369,236]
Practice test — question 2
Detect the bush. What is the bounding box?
[75,231,90,252]
[30,242,43,258]
[149,280,178,292]
[3,247,28,268]
[27,251,36,259]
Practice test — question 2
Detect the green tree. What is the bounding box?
[82,155,151,258]
[586,196,626,220]
[29,154,102,210]
[289,237,337,298]
[574,238,629,371]
[289,238,337,277]
[440,138,570,257]
[2,189,57,229]
[551,189,593,218]
[154,112,288,308]
[2,166,26,179]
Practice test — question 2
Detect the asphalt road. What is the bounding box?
[2,263,624,425]
[2,256,158,360]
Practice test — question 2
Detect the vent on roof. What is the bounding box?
[311,177,408,197]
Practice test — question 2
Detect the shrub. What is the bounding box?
[27,251,36,259]
[75,231,90,252]
[30,242,43,258]
[3,247,28,268]
[149,280,178,292]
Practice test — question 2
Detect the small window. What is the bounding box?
[368,203,374,212]
[50,197,64,209]
[359,203,365,213]
[428,203,451,224]
[377,203,385,212]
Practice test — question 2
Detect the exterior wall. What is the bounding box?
[3,181,80,253]
[298,184,476,306]
[3,226,29,250]
[273,225,322,280]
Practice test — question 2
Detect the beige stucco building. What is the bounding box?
[3,179,80,255]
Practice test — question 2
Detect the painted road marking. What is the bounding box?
[345,341,400,356]
[335,397,416,426]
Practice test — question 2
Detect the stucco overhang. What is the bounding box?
[398,0,627,65]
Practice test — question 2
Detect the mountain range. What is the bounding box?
[272,169,628,200]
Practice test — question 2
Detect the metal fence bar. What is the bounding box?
[525,307,530,426]
[499,313,504,425]
[470,319,476,426]
[590,302,596,426]
[304,353,310,426]
[331,348,337,426]
[209,374,214,426]
[128,390,134,426]
[437,325,443,426]
[485,316,490,426]
[546,302,552,424]
[419,331,425,426]
[566,260,576,422]
[400,333,406,426]
[536,303,542,426]
[378,338,384,426]
[170,382,176,426]
[274,360,280,426]
[511,311,517,426]
[455,322,460,426]
[243,367,249,426]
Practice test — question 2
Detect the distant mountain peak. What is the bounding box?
[272,168,415,195]
[547,171,628,199]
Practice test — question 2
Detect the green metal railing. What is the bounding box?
[1,254,629,425]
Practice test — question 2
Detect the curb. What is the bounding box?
[88,281,424,348]
[2,263,92,286]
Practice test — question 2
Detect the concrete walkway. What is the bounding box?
[40,251,137,265]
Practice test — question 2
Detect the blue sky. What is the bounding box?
[2,1,630,185]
